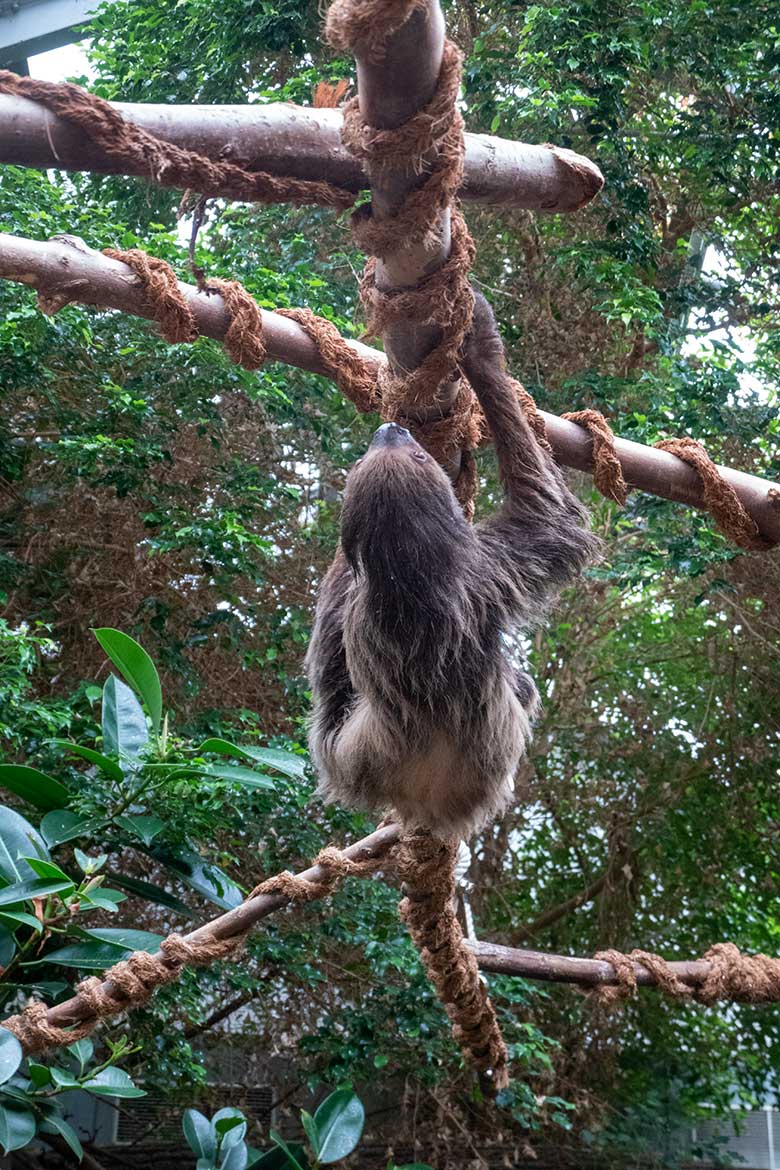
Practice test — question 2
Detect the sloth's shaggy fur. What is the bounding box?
[306,293,599,837]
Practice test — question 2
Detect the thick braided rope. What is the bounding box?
[562,408,628,504]
[2,845,387,1055]
[0,71,356,211]
[655,437,773,551]
[61,247,776,551]
[591,943,780,1006]
[101,249,379,411]
[327,9,481,511]
[396,830,509,1091]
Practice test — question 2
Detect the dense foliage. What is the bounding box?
[1,0,779,1164]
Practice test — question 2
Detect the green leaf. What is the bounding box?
[0,808,50,884]
[74,848,107,874]
[40,810,92,847]
[268,1131,308,1170]
[84,927,162,952]
[0,878,74,906]
[0,925,15,968]
[199,740,306,780]
[0,1103,36,1153]
[300,1110,318,1157]
[50,740,124,783]
[20,857,73,883]
[50,1066,81,1089]
[33,941,131,969]
[203,765,276,791]
[214,1108,246,1148]
[248,1143,309,1169]
[68,1036,94,1070]
[40,1114,84,1161]
[0,910,42,934]
[80,888,126,913]
[115,814,165,845]
[0,1028,22,1085]
[0,766,68,813]
[183,1108,217,1161]
[149,846,242,910]
[108,873,194,917]
[93,628,163,734]
[313,1090,365,1164]
[102,675,149,762]
[221,1143,249,1170]
[27,1062,52,1089]
[82,1067,145,1098]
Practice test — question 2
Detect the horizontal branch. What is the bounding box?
[0,93,604,213]
[470,941,712,990]
[34,823,402,1034]
[1,231,779,543]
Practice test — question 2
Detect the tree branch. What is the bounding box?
[470,941,712,989]
[1,231,778,542]
[0,94,603,214]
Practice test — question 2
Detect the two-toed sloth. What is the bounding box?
[305,292,598,838]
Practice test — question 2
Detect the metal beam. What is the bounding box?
[0,0,98,65]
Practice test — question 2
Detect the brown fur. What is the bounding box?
[305,292,599,838]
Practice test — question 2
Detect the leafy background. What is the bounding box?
[1,0,779,1164]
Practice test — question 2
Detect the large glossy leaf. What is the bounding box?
[108,873,194,917]
[33,941,132,969]
[82,1067,145,1098]
[0,807,50,884]
[40,810,93,847]
[221,1143,249,1170]
[93,628,163,734]
[203,765,276,791]
[0,765,68,812]
[102,675,148,762]
[39,1114,84,1161]
[214,1108,246,1148]
[50,740,124,783]
[199,740,307,780]
[0,1103,36,1153]
[21,856,72,883]
[183,1108,217,1161]
[148,846,243,910]
[115,814,165,845]
[0,1028,22,1085]
[84,927,162,952]
[0,878,74,906]
[313,1090,365,1164]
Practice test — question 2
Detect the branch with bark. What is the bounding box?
[0,94,603,214]
[1,230,778,543]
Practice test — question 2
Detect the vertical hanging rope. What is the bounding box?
[397,831,509,1091]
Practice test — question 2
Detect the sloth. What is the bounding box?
[305,292,598,838]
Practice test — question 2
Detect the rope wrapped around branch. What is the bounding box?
[2,844,389,1055]
[592,943,780,1006]
[0,70,356,212]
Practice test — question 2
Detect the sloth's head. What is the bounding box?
[340,422,471,578]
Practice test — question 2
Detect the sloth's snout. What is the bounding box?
[370,422,414,448]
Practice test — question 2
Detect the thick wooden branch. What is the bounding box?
[470,941,713,990]
[1,231,778,543]
[350,1,460,427]
[36,824,402,1033]
[0,93,603,213]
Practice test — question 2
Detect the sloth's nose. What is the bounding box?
[371,422,414,448]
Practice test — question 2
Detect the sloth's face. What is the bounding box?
[340,424,469,576]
